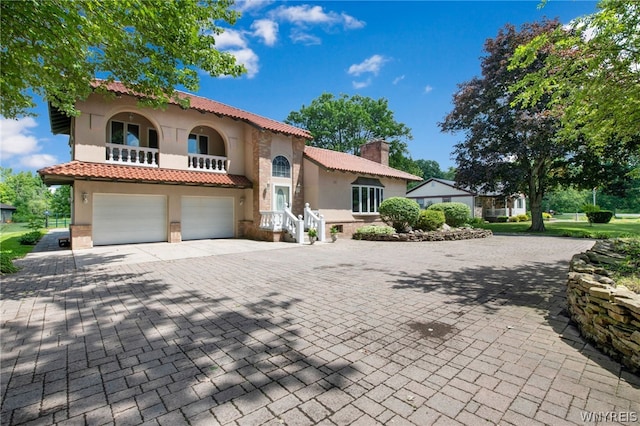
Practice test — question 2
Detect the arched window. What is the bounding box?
[272,156,291,178]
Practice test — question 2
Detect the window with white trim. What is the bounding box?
[188,133,209,154]
[110,121,140,146]
[351,177,384,214]
[272,156,291,177]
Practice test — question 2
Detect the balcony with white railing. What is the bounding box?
[188,154,228,173]
[106,144,159,167]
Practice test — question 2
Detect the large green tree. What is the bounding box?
[50,185,72,218]
[0,167,51,221]
[284,93,421,176]
[509,0,640,165]
[440,20,566,232]
[1,0,245,119]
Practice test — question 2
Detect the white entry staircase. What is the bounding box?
[259,203,325,244]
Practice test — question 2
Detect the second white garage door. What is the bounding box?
[181,196,234,240]
[93,194,167,246]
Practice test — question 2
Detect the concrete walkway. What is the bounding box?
[1,232,639,425]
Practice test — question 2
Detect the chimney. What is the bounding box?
[360,139,389,166]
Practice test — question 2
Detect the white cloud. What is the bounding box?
[0,117,39,159]
[348,55,387,76]
[251,19,278,46]
[213,29,259,78]
[424,85,434,94]
[20,154,57,169]
[215,29,248,49]
[290,29,322,46]
[341,13,366,30]
[273,5,334,25]
[393,75,405,85]
[234,0,275,13]
[352,79,372,89]
[272,4,365,30]
[228,48,260,78]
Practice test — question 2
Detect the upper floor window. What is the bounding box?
[110,121,139,146]
[272,156,291,178]
[189,133,209,154]
[351,177,384,214]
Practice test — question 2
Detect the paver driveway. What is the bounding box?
[2,235,639,425]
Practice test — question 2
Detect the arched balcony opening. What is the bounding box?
[187,126,228,173]
[106,112,159,167]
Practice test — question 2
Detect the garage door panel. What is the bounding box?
[93,194,167,245]
[182,196,234,240]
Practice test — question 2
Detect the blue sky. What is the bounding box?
[0,0,599,175]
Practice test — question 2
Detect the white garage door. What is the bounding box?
[93,194,167,245]
[181,196,234,240]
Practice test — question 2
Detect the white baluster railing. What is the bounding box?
[188,154,228,173]
[106,144,159,167]
[259,205,304,244]
[304,203,325,242]
[283,204,304,244]
[259,211,284,230]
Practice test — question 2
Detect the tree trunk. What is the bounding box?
[528,187,546,232]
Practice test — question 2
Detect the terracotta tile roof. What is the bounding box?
[90,80,312,139]
[304,146,422,181]
[38,161,253,188]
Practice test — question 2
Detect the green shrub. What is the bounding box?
[415,209,446,231]
[517,214,529,222]
[427,202,470,227]
[586,210,614,224]
[378,197,420,232]
[353,225,395,240]
[508,216,519,222]
[19,231,43,245]
[1,253,19,274]
[496,216,509,223]
[467,217,486,227]
[581,204,601,213]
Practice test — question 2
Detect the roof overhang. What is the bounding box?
[38,161,253,189]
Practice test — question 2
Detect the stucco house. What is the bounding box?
[406,177,527,220]
[38,80,421,249]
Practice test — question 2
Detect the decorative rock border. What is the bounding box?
[354,228,493,242]
[567,240,640,373]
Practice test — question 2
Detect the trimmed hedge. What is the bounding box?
[586,210,614,224]
[415,209,446,231]
[378,197,421,232]
[427,202,471,227]
[353,225,396,240]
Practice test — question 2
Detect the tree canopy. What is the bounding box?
[284,93,421,176]
[440,20,566,232]
[509,0,640,163]
[0,167,51,222]
[1,0,245,119]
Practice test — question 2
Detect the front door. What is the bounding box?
[274,186,290,211]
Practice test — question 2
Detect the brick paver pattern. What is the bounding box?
[1,235,639,425]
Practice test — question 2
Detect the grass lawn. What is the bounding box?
[1,223,44,273]
[476,217,640,239]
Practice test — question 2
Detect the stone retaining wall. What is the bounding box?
[567,241,640,373]
[354,228,493,242]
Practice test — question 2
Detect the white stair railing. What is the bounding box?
[259,205,304,244]
[283,204,304,244]
[304,203,325,242]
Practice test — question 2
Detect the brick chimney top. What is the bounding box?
[360,139,389,166]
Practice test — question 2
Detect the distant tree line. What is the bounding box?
[0,167,70,223]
